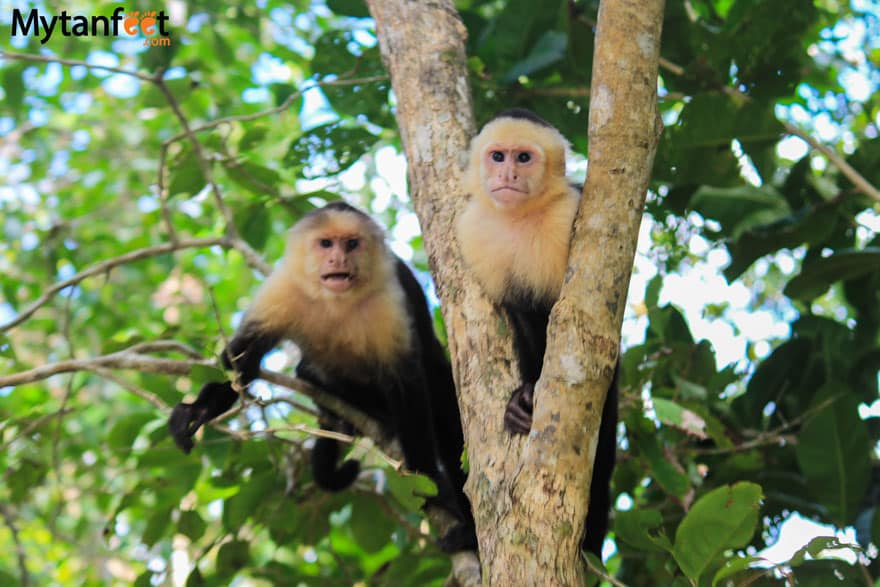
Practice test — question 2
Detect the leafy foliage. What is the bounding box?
[1,0,879,585]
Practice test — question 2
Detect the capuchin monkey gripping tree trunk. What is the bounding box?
[367,0,665,583]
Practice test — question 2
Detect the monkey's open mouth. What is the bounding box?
[321,272,355,292]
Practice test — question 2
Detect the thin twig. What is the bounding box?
[87,367,169,410]
[155,144,178,243]
[152,74,239,234]
[162,74,388,144]
[228,236,273,276]
[257,395,320,418]
[0,50,154,82]
[0,346,387,459]
[689,395,837,456]
[783,121,880,204]
[0,352,213,388]
[0,504,31,587]
[0,237,228,333]
[0,408,76,452]
[583,554,628,587]
[125,340,205,360]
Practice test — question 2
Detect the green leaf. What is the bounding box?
[672,482,763,582]
[234,203,271,251]
[475,0,567,68]
[142,506,173,547]
[789,559,865,585]
[690,184,791,239]
[224,160,280,197]
[312,31,360,78]
[733,338,815,427]
[0,333,16,358]
[379,556,451,587]
[350,495,395,553]
[142,78,194,109]
[2,65,25,116]
[645,275,662,309]
[327,0,370,17]
[615,508,672,552]
[223,470,279,530]
[711,555,764,587]
[272,495,335,544]
[724,204,838,281]
[788,536,853,566]
[386,470,437,512]
[211,30,236,65]
[6,458,48,504]
[189,365,227,385]
[238,125,269,152]
[653,398,707,439]
[177,510,207,542]
[784,248,880,301]
[168,148,207,198]
[216,539,249,578]
[284,123,379,177]
[107,412,155,456]
[185,568,205,587]
[638,433,689,498]
[502,31,568,82]
[794,383,871,525]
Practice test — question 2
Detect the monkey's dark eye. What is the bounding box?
[517,152,531,163]
[491,151,504,162]
[345,238,359,252]
[319,239,333,248]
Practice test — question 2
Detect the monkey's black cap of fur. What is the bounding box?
[490,107,553,128]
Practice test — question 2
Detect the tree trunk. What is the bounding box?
[501,1,666,583]
[367,0,664,583]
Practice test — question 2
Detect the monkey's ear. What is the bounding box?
[168,381,238,453]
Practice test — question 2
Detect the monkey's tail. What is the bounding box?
[311,437,360,491]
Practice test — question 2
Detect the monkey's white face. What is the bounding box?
[311,233,366,294]
[482,142,545,208]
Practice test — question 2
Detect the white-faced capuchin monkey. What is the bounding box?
[169,202,475,553]
[457,108,618,557]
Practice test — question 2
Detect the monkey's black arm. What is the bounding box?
[503,303,550,435]
[222,321,282,383]
[310,410,361,491]
[168,321,281,453]
[296,359,364,491]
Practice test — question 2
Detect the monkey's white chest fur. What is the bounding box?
[295,287,412,371]
[250,271,412,371]
[458,191,579,304]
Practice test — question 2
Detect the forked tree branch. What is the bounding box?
[369,0,663,583]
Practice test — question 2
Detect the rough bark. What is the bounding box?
[499,1,666,583]
[364,2,512,584]
[365,0,522,579]
[367,0,664,584]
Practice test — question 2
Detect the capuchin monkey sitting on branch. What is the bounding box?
[456,108,618,557]
[169,202,475,553]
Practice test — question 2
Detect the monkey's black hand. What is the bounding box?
[168,381,239,453]
[504,383,534,435]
